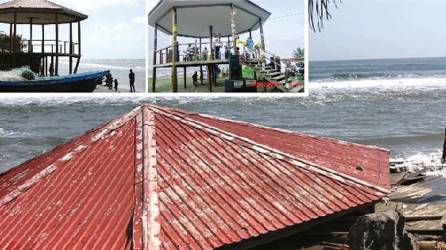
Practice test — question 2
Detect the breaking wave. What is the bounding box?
[391,151,446,177]
[0,128,30,138]
[310,77,446,91]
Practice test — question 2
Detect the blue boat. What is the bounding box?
[0,70,110,93]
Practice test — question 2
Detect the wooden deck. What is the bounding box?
[154,59,229,68]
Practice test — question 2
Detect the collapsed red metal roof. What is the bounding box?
[0,104,391,249]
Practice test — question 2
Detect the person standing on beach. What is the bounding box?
[49,63,54,76]
[192,71,199,89]
[129,69,136,92]
[114,79,119,92]
[442,128,446,164]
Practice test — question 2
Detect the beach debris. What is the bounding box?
[349,209,417,250]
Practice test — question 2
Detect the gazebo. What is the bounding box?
[0,0,87,76]
[148,0,271,92]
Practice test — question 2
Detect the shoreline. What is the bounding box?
[94,84,140,93]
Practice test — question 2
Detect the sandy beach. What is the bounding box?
[94,84,135,93]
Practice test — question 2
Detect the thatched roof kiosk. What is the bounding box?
[0,0,87,75]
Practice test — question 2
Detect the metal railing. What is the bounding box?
[154,40,233,65]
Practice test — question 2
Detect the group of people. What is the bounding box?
[183,34,261,62]
[104,69,136,92]
[269,56,282,72]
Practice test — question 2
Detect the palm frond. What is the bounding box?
[309,0,342,32]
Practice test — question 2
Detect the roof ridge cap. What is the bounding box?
[147,105,390,195]
[140,107,161,250]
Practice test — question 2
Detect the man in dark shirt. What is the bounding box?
[192,71,198,87]
[442,128,446,164]
[129,69,136,92]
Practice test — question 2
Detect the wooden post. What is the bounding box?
[171,8,178,92]
[209,25,213,91]
[74,21,81,73]
[209,26,213,60]
[12,13,17,52]
[199,37,202,59]
[29,18,33,53]
[199,38,203,84]
[183,67,187,89]
[230,4,237,55]
[442,128,446,163]
[208,65,213,92]
[12,12,17,66]
[152,24,158,92]
[9,23,12,51]
[55,13,59,75]
[45,56,48,76]
[9,23,12,67]
[69,22,73,74]
[259,17,265,51]
[41,24,44,54]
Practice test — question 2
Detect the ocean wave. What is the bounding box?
[0,128,30,138]
[310,77,446,91]
[0,96,146,106]
[391,151,446,177]
[59,61,145,71]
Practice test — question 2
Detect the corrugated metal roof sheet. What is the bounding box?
[0,104,391,249]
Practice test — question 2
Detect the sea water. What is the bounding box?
[1,74,446,173]
[60,58,146,92]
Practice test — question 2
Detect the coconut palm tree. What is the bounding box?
[0,33,25,52]
[293,47,304,58]
[309,0,342,32]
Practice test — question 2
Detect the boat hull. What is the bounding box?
[0,71,110,93]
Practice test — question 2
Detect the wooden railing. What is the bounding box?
[22,39,80,55]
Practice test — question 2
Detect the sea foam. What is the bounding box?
[310,77,446,92]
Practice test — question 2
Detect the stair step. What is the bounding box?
[246,61,260,65]
[264,69,279,74]
[272,75,286,81]
[267,72,281,77]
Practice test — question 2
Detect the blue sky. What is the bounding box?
[0,0,145,59]
[311,0,446,61]
[147,0,304,65]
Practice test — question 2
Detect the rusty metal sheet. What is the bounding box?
[0,105,391,250]
[0,110,138,249]
[146,105,390,249]
[169,108,391,190]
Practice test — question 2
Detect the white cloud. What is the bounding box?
[54,0,144,12]
[146,0,158,12]
[83,20,145,59]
